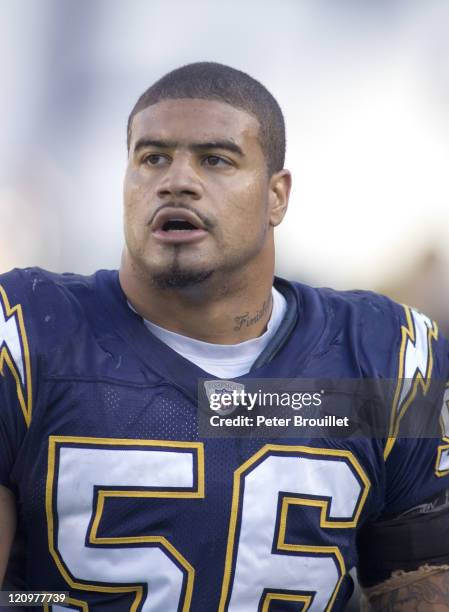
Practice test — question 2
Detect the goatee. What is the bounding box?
[151,267,214,290]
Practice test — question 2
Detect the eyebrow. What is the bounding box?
[133,138,244,157]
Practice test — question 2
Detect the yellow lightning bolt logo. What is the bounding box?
[0,284,32,427]
[435,385,449,477]
[384,305,438,460]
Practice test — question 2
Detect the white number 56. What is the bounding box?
[46,437,369,611]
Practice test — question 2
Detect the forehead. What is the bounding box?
[129,98,261,150]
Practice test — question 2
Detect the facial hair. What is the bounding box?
[151,256,214,289]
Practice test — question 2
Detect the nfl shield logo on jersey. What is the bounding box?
[203,379,245,416]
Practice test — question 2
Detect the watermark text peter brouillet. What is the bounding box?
[208,389,349,429]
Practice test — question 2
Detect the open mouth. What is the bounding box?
[152,208,208,244]
[162,219,199,232]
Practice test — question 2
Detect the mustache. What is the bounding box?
[148,203,214,231]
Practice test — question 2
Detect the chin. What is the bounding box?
[150,267,214,290]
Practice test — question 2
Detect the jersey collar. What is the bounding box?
[96,270,327,402]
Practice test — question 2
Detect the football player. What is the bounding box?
[1,62,449,611]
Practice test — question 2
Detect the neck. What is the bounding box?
[119,254,275,345]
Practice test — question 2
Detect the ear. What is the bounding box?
[268,170,292,226]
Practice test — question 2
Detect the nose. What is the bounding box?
[157,156,203,200]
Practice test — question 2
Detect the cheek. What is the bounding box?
[124,171,150,222]
[223,178,268,233]
[123,177,150,249]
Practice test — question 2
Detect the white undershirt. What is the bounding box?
[142,287,287,378]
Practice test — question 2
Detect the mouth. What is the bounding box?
[151,208,208,244]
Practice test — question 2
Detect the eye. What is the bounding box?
[143,154,169,167]
[203,155,231,167]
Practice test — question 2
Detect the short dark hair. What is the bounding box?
[127,62,286,175]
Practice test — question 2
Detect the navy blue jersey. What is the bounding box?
[1,267,449,611]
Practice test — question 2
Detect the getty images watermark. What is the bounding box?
[207,387,349,429]
[204,381,349,429]
[197,378,446,439]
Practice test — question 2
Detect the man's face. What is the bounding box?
[124,98,277,289]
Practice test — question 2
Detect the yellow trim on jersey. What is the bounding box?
[0,284,32,427]
[384,305,438,461]
[44,596,88,612]
[278,493,360,533]
[46,436,204,612]
[276,498,346,610]
[261,592,311,611]
[218,444,370,612]
[435,383,449,477]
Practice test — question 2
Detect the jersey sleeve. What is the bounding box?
[355,300,449,585]
[381,304,449,515]
[0,270,34,491]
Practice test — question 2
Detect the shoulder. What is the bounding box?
[287,280,446,378]
[0,266,111,310]
[314,283,403,325]
[318,286,412,357]
[291,278,404,334]
[0,266,99,301]
[287,279,403,325]
[0,267,117,351]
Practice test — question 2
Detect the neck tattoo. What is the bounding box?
[233,297,271,332]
